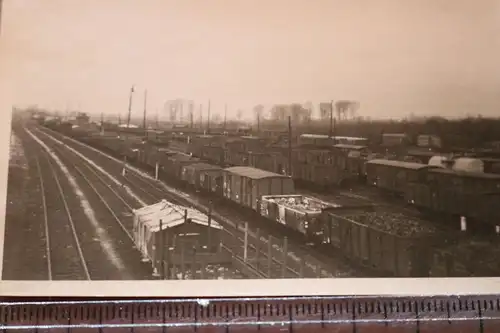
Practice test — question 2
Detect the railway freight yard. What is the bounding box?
[4,110,500,280]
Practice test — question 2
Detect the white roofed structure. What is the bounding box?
[133,200,222,262]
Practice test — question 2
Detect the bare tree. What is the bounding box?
[335,100,359,121]
[290,103,309,124]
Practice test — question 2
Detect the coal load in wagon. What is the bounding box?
[322,208,441,277]
[260,194,340,234]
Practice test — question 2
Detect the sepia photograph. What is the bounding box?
[1,0,500,295]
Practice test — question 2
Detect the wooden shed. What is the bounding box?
[133,200,224,276]
[223,166,295,211]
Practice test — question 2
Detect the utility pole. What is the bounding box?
[199,104,203,129]
[189,102,194,128]
[223,103,227,132]
[329,100,334,138]
[179,102,184,124]
[288,116,292,176]
[0,0,3,36]
[143,89,148,136]
[257,112,261,135]
[100,112,104,136]
[207,100,211,134]
[126,85,135,129]
[155,108,159,129]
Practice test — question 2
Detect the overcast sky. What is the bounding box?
[1,0,499,120]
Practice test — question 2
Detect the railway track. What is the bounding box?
[35,151,90,280]
[27,128,156,280]
[37,126,355,278]
[34,128,247,280]
[104,160,333,278]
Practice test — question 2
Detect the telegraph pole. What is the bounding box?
[100,112,104,136]
[179,102,184,124]
[143,89,148,136]
[257,112,261,134]
[0,0,3,36]
[223,103,227,132]
[189,102,194,128]
[207,100,211,134]
[199,104,203,129]
[329,100,334,138]
[126,85,135,129]
[288,116,292,176]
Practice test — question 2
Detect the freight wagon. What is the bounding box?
[297,134,334,147]
[365,159,442,196]
[133,200,224,277]
[320,207,442,277]
[259,194,339,235]
[293,163,348,188]
[430,238,500,277]
[405,166,500,231]
[223,166,295,210]
[159,153,201,181]
[181,163,223,194]
[416,134,442,149]
[381,133,409,147]
[248,151,282,173]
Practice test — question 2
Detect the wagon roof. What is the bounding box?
[168,153,197,161]
[134,200,222,232]
[406,149,439,157]
[184,162,222,171]
[479,157,500,163]
[383,133,407,137]
[366,159,431,170]
[300,134,330,139]
[225,166,289,180]
[429,168,500,180]
[334,144,367,150]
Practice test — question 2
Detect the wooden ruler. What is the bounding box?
[1,295,500,332]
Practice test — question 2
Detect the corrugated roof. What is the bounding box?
[225,166,288,180]
[367,159,430,170]
[133,200,222,232]
[184,162,222,171]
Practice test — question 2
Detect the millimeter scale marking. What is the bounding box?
[1,295,500,332]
